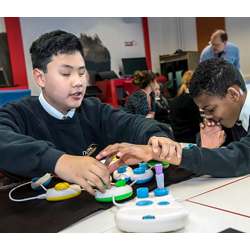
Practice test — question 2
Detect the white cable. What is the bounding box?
[129,179,137,186]
[112,195,129,207]
[40,183,48,192]
[9,193,46,202]
[8,181,47,202]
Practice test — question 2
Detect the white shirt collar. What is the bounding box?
[239,87,250,132]
[39,92,75,120]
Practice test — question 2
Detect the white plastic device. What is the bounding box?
[115,187,188,232]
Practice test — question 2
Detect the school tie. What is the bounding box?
[62,115,70,120]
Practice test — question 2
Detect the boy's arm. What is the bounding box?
[97,131,250,178]
[96,142,181,172]
[180,134,250,177]
[0,108,64,177]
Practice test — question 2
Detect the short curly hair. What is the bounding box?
[133,70,155,89]
[189,58,246,98]
[29,30,84,72]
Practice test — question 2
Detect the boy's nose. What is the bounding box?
[72,79,83,88]
[74,81,82,86]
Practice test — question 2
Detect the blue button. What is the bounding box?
[117,166,127,174]
[154,188,169,197]
[133,167,145,175]
[123,177,130,182]
[135,176,153,184]
[158,201,170,206]
[136,200,153,206]
[139,162,148,170]
[142,215,155,220]
[136,187,149,198]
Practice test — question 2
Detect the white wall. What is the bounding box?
[0,17,5,32]
[20,17,145,95]
[148,17,197,73]
[225,17,250,79]
[180,17,197,51]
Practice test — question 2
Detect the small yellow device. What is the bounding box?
[46,182,82,201]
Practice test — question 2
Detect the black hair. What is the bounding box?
[189,58,246,98]
[133,70,155,89]
[29,30,84,72]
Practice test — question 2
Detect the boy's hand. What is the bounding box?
[96,143,153,172]
[96,143,154,172]
[200,121,225,148]
[54,154,111,195]
[148,136,182,164]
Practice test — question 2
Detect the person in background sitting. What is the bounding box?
[154,81,170,124]
[124,70,157,118]
[168,70,202,143]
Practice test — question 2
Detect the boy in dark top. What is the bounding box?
[98,59,250,178]
[0,30,175,195]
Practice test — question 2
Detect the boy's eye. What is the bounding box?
[79,70,86,76]
[207,108,215,113]
[61,73,71,77]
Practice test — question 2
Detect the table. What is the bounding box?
[62,175,250,233]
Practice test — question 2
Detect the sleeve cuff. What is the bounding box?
[180,147,202,175]
[39,148,65,174]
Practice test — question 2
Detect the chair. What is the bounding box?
[0,89,31,107]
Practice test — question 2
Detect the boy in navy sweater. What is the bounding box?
[0,30,176,195]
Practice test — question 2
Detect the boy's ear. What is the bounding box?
[33,68,46,88]
[227,86,242,103]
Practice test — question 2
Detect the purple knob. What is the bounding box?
[155,164,163,175]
